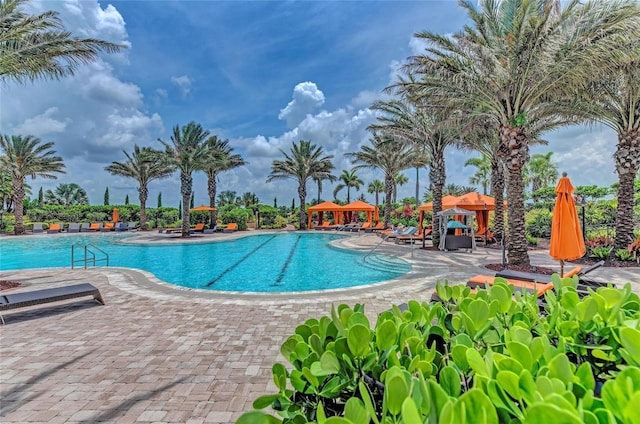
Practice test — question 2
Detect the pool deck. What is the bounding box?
[1,229,639,423]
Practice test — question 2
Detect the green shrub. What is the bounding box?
[526,233,538,246]
[219,206,249,230]
[239,277,640,423]
[590,246,613,259]
[615,248,634,261]
[525,208,552,238]
[258,205,283,228]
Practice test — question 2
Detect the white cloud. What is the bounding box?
[171,75,192,97]
[12,107,70,137]
[278,82,326,128]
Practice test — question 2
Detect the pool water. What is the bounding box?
[0,232,411,292]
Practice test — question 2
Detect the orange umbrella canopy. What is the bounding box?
[418,195,459,212]
[112,208,119,223]
[549,175,586,267]
[341,200,379,223]
[307,201,343,228]
[190,205,216,211]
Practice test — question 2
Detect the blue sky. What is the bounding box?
[1,0,619,208]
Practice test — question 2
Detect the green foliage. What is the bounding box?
[590,246,613,260]
[526,233,538,246]
[219,206,249,230]
[240,279,640,423]
[614,249,634,262]
[104,187,109,206]
[257,205,285,229]
[525,208,552,238]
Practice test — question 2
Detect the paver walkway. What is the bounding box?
[1,231,638,423]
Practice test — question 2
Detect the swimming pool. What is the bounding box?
[0,232,411,292]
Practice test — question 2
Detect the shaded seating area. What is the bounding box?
[307,201,343,230]
[0,283,105,325]
[435,207,476,252]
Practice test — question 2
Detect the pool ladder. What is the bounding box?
[71,243,109,269]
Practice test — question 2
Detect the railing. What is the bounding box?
[71,243,109,269]
[363,235,391,260]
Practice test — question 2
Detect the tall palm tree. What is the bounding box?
[241,192,259,209]
[0,0,125,83]
[370,98,459,247]
[218,190,239,206]
[267,140,335,230]
[393,173,408,203]
[105,145,172,230]
[333,169,363,203]
[367,179,385,209]
[0,134,65,234]
[44,183,88,205]
[464,156,491,195]
[347,133,417,226]
[158,122,210,237]
[401,0,640,266]
[574,59,640,250]
[202,135,246,225]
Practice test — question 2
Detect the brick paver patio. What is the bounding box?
[1,231,638,423]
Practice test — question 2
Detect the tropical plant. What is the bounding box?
[464,155,491,195]
[217,190,239,207]
[525,209,553,238]
[0,0,124,83]
[202,135,246,224]
[218,205,249,230]
[105,145,173,230]
[267,140,335,230]
[347,133,417,226]
[158,121,210,236]
[0,134,65,234]
[43,183,88,206]
[524,152,558,202]
[241,192,260,210]
[367,179,384,209]
[392,172,408,204]
[333,169,363,203]
[103,187,109,205]
[399,0,640,267]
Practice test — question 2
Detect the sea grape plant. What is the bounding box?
[237,277,640,423]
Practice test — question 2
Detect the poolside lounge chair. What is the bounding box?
[115,222,129,231]
[101,222,115,232]
[365,222,386,233]
[0,283,105,325]
[384,226,417,240]
[467,275,554,297]
[223,223,238,233]
[67,223,80,233]
[32,223,44,234]
[88,222,102,231]
[47,223,62,234]
[357,222,372,233]
[191,223,205,233]
[80,223,91,232]
[395,227,431,244]
[314,222,332,230]
[127,221,138,231]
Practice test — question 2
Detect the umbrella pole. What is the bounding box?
[559,260,564,277]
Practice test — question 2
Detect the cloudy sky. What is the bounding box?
[1,0,619,208]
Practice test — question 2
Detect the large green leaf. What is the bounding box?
[601,367,640,423]
[347,324,371,357]
[252,394,280,410]
[384,372,409,416]
[344,397,369,424]
[273,363,288,391]
[497,370,521,401]
[507,341,533,371]
[439,366,461,397]
[401,397,422,423]
[548,354,573,385]
[375,319,398,351]
[619,327,640,365]
[523,404,582,424]
[237,411,282,424]
[440,388,498,424]
[467,348,490,377]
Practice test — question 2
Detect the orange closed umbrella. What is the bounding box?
[549,173,586,276]
[190,205,216,211]
[112,208,119,223]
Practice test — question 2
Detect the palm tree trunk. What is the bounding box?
[139,185,148,231]
[375,191,379,213]
[181,172,192,237]
[429,152,446,249]
[613,129,640,251]
[12,176,25,235]
[384,175,394,226]
[498,125,530,267]
[298,185,307,230]
[491,156,506,242]
[347,187,351,204]
[208,171,218,227]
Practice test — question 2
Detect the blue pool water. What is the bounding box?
[0,232,411,292]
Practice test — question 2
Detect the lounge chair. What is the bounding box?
[101,222,115,232]
[223,223,238,233]
[384,227,417,240]
[191,223,205,233]
[67,223,80,233]
[127,221,138,231]
[395,227,431,244]
[115,222,129,231]
[0,283,105,325]
[467,275,554,297]
[88,222,102,231]
[32,223,44,234]
[365,222,386,233]
[79,223,90,232]
[47,223,62,234]
[314,222,331,230]
[357,222,372,233]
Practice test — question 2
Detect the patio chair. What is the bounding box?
[223,223,238,233]
[47,223,62,234]
[0,283,105,325]
[67,223,80,233]
[314,222,331,230]
[115,222,129,231]
[365,222,386,233]
[101,222,115,232]
[467,275,554,297]
[357,222,372,233]
[32,223,44,234]
[88,222,102,231]
[191,223,205,233]
[80,223,91,232]
[127,222,138,231]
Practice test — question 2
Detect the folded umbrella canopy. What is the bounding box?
[190,205,216,211]
[112,208,119,223]
[549,173,586,276]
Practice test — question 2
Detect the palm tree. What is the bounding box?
[524,152,558,203]
[393,173,408,203]
[367,179,384,209]
[401,0,640,266]
[464,156,491,195]
[105,145,172,230]
[0,0,125,83]
[0,134,65,234]
[347,133,417,226]
[575,59,640,250]
[218,190,239,206]
[202,135,246,225]
[44,183,88,205]
[267,140,335,230]
[333,169,363,203]
[241,192,259,209]
[158,122,210,236]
